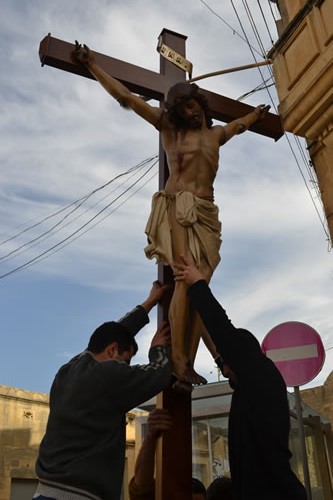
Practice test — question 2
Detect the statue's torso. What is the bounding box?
[161,126,221,199]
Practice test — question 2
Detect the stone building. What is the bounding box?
[0,384,140,500]
[301,371,333,429]
[1,379,332,499]
[0,385,48,500]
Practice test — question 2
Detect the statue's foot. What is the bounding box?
[173,360,207,387]
[183,365,207,386]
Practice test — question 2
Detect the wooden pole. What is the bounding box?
[155,29,193,500]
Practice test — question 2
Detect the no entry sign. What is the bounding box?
[261,321,325,387]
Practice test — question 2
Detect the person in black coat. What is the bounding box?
[175,257,307,500]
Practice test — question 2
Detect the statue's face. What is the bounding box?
[177,98,203,129]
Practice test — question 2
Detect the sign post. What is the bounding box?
[261,321,325,500]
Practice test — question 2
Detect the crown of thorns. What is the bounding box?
[165,82,200,109]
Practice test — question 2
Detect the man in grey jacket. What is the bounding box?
[34,281,172,500]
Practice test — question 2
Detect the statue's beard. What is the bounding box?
[187,114,203,129]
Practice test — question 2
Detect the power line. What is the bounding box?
[37,169,158,266]
[257,0,275,44]
[200,0,264,57]
[0,156,158,280]
[236,77,274,101]
[0,155,157,254]
[0,156,157,263]
[228,0,329,245]
[199,0,329,245]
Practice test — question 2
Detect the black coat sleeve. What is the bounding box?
[188,280,263,377]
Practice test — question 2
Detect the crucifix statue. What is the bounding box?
[39,28,283,499]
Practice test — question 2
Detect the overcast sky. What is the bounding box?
[0,0,332,397]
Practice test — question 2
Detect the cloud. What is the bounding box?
[0,0,331,395]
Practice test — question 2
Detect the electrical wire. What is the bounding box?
[236,76,274,101]
[200,0,264,57]
[2,2,331,279]
[228,0,277,110]
[201,0,330,246]
[35,168,158,266]
[243,1,330,244]
[0,156,159,279]
[0,155,157,252]
[0,156,157,263]
[257,0,275,44]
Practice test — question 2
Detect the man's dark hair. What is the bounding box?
[192,477,207,495]
[165,82,213,129]
[207,476,233,500]
[87,321,138,355]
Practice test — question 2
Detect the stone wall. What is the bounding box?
[0,385,140,500]
[0,385,49,500]
[301,371,333,428]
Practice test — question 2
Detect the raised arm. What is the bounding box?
[73,42,163,127]
[118,281,170,336]
[129,408,172,498]
[217,104,271,145]
[174,256,262,375]
[140,280,171,314]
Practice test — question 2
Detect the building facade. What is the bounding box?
[301,371,333,429]
[140,380,333,500]
[268,0,333,245]
[1,380,332,499]
[0,385,138,500]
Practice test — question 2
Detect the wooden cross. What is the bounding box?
[39,28,283,500]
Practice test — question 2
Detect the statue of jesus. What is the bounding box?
[73,42,270,386]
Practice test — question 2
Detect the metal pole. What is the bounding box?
[187,60,272,83]
[207,420,213,484]
[294,386,312,499]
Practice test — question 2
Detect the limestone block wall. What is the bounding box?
[0,385,139,500]
[301,371,333,428]
[269,0,333,139]
[0,385,49,500]
[276,0,308,27]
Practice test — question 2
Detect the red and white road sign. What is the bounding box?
[261,321,325,387]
